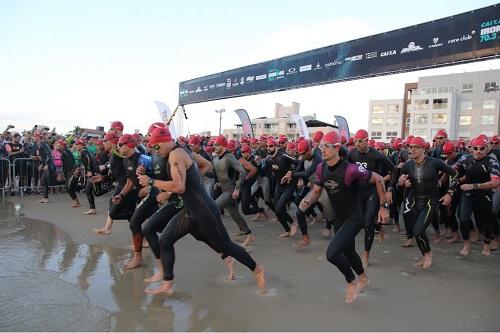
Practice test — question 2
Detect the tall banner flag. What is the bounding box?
[291,114,310,139]
[334,115,350,140]
[234,109,254,138]
[154,101,178,140]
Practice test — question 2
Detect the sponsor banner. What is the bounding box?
[179,5,499,105]
[234,108,254,138]
[154,101,177,140]
[334,115,350,141]
[291,114,310,140]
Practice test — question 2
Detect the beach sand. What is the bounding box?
[2,192,500,331]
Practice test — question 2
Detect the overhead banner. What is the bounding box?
[291,114,310,139]
[179,5,499,105]
[153,101,178,140]
[233,109,254,138]
[334,115,350,140]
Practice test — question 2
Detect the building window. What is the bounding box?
[372,105,385,114]
[413,129,427,139]
[459,116,472,126]
[414,99,429,110]
[433,98,448,109]
[387,118,399,126]
[264,124,272,129]
[371,131,382,139]
[388,104,400,113]
[432,113,447,125]
[405,118,411,127]
[414,114,428,125]
[460,101,473,110]
[386,131,398,139]
[462,83,473,93]
[481,115,495,125]
[458,130,471,139]
[482,99,496,110]
[287,123,296,129]
[484,81,499,92]
[371,118,383,125]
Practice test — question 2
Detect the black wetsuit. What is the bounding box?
[159,146,257,281]
[347,148,396,252]
[108,152,140,222]
[314,159,372,283]
[240,155,265,216]
[455,154,500,244]
[38,141,55,199]
[400,157,457,255]
[142,153,185,260]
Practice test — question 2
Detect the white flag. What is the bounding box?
[154,101,177,140]
[291,114,310,139]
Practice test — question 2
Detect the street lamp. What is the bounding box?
[215,108,226,135]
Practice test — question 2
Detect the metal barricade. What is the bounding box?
[0,158,12,198]
[12,158,39,197]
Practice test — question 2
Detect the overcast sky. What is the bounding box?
[1,0,498,135]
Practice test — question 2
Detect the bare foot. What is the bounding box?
[144,270,164,284]
[482,243,491,256]
[345,281,358,304]
[490,240,498,251]
[357,273,369,293]
[251,212,264,221]
[253,265,267,295]
[241,234,255,246]
[224,257,235,281]
[142,239,150,248]
[279,232,291,238]
[290,223,298,237]
[422,252,432,269]
[362,251,369,269]
[123,254,142,270]
[38,198,49,204]
[446,233,460,244]
[93,227,111,235]
[70,200,80,208]
[392,225,401,233]
[402,239,414,248]
[293,235,310,248]
[321,228,331,238]
[145,280,174,295]
[84,209,96,215]
[413,258,424,267]
[460,241,471,256]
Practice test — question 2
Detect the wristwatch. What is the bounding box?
[148,177,155,186]
[380,203,390,209]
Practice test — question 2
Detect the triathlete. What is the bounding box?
[347,129,396,268]
[454,136,500,256]
[299,131,389,303]
[139,127,266,296]
[398,137,458,269]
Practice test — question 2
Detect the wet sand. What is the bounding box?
[2,193,500,331]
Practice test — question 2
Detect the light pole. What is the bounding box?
[215,108,225,135]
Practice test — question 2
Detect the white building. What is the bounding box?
[368,99,404,142]
[369,69,500,141]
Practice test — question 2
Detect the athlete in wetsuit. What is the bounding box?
[294,139,323,246]
[212,135,255,245]
[110,134,146,269]
[34,131,55,203]
[347,129,396,268]
[299,131,389,303]
[139,127,266,296]
[398,137,458,269]
[454,137,500,256]
[93,131,128,235]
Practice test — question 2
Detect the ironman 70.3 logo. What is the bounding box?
[480,19,499,43]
